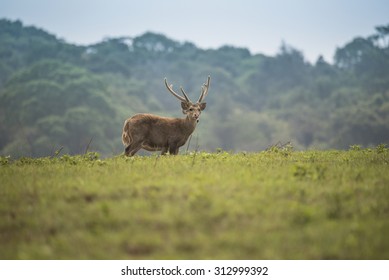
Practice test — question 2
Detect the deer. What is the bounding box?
[122,76,211,156]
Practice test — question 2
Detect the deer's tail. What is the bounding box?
[122,120,133,147]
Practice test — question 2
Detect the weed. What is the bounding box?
[349,145,362,151]
[376,143,388,154]
[0,155,10,166]
[266,141,294,156]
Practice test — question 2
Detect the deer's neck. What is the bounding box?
[181,116,197,134]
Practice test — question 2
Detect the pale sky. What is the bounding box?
[1,0,388,63]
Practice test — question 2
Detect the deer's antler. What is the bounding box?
[164,78,191,103]
[180,87,191,103]
[198,75,211,103]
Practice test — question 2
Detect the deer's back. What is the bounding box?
[124,113,182,138]
[125,113,179,128]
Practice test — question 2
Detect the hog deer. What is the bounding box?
[122,76,211,156]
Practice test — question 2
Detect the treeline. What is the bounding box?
[0,19,388,157]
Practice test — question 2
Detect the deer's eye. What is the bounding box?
[189,108,194,111]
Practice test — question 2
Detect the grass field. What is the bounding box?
[1,145,389,259]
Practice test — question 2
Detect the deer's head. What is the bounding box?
[164,76,210,122]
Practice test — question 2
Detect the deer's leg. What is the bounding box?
[125,141,142,156]
[172,148,179,155]
[128,146,142,156]
[169,144,179,155]
[160,146,168,155]
[125,145,131,156]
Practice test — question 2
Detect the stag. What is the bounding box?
[122,76,211,156]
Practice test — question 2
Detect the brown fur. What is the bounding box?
[122,104,205,156]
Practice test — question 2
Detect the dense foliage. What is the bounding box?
[1,19,388,157]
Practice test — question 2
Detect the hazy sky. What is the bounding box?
[1,0,388,62]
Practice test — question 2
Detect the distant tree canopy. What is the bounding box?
[0,19,388,157]
[0,60,115,156]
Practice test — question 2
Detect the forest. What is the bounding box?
[0,19,388,157]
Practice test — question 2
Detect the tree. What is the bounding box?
[1,19,389,156]
[0,60,116,156]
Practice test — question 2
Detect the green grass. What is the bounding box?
[1,146,389,259]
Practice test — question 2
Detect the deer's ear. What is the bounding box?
[181,102,190,113]
[199,102,206,111]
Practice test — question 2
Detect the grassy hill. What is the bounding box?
[1,146,388,259]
